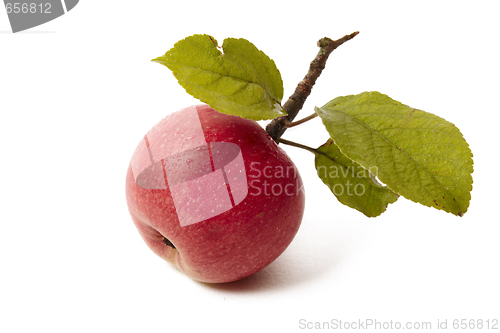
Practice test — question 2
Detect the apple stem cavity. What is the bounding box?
[163,237,176,249]
[266,31,359,142]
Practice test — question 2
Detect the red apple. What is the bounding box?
[126,104,305,283]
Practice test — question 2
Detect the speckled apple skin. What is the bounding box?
[126,105,305,283]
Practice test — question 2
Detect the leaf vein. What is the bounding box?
[337,109,462,212]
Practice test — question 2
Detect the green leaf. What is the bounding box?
[315,91,473,216]
[315,139,399,217]
[152,34,285,121]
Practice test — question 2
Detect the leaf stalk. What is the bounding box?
[276,138,319,155]
[285,113,318,128]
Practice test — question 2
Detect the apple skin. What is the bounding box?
[126,104,305,283]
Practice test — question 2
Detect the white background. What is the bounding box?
[1,1,499,332]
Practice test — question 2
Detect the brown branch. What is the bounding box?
[266,31,359,142]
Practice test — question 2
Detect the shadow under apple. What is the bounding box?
[199,217,352,293]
